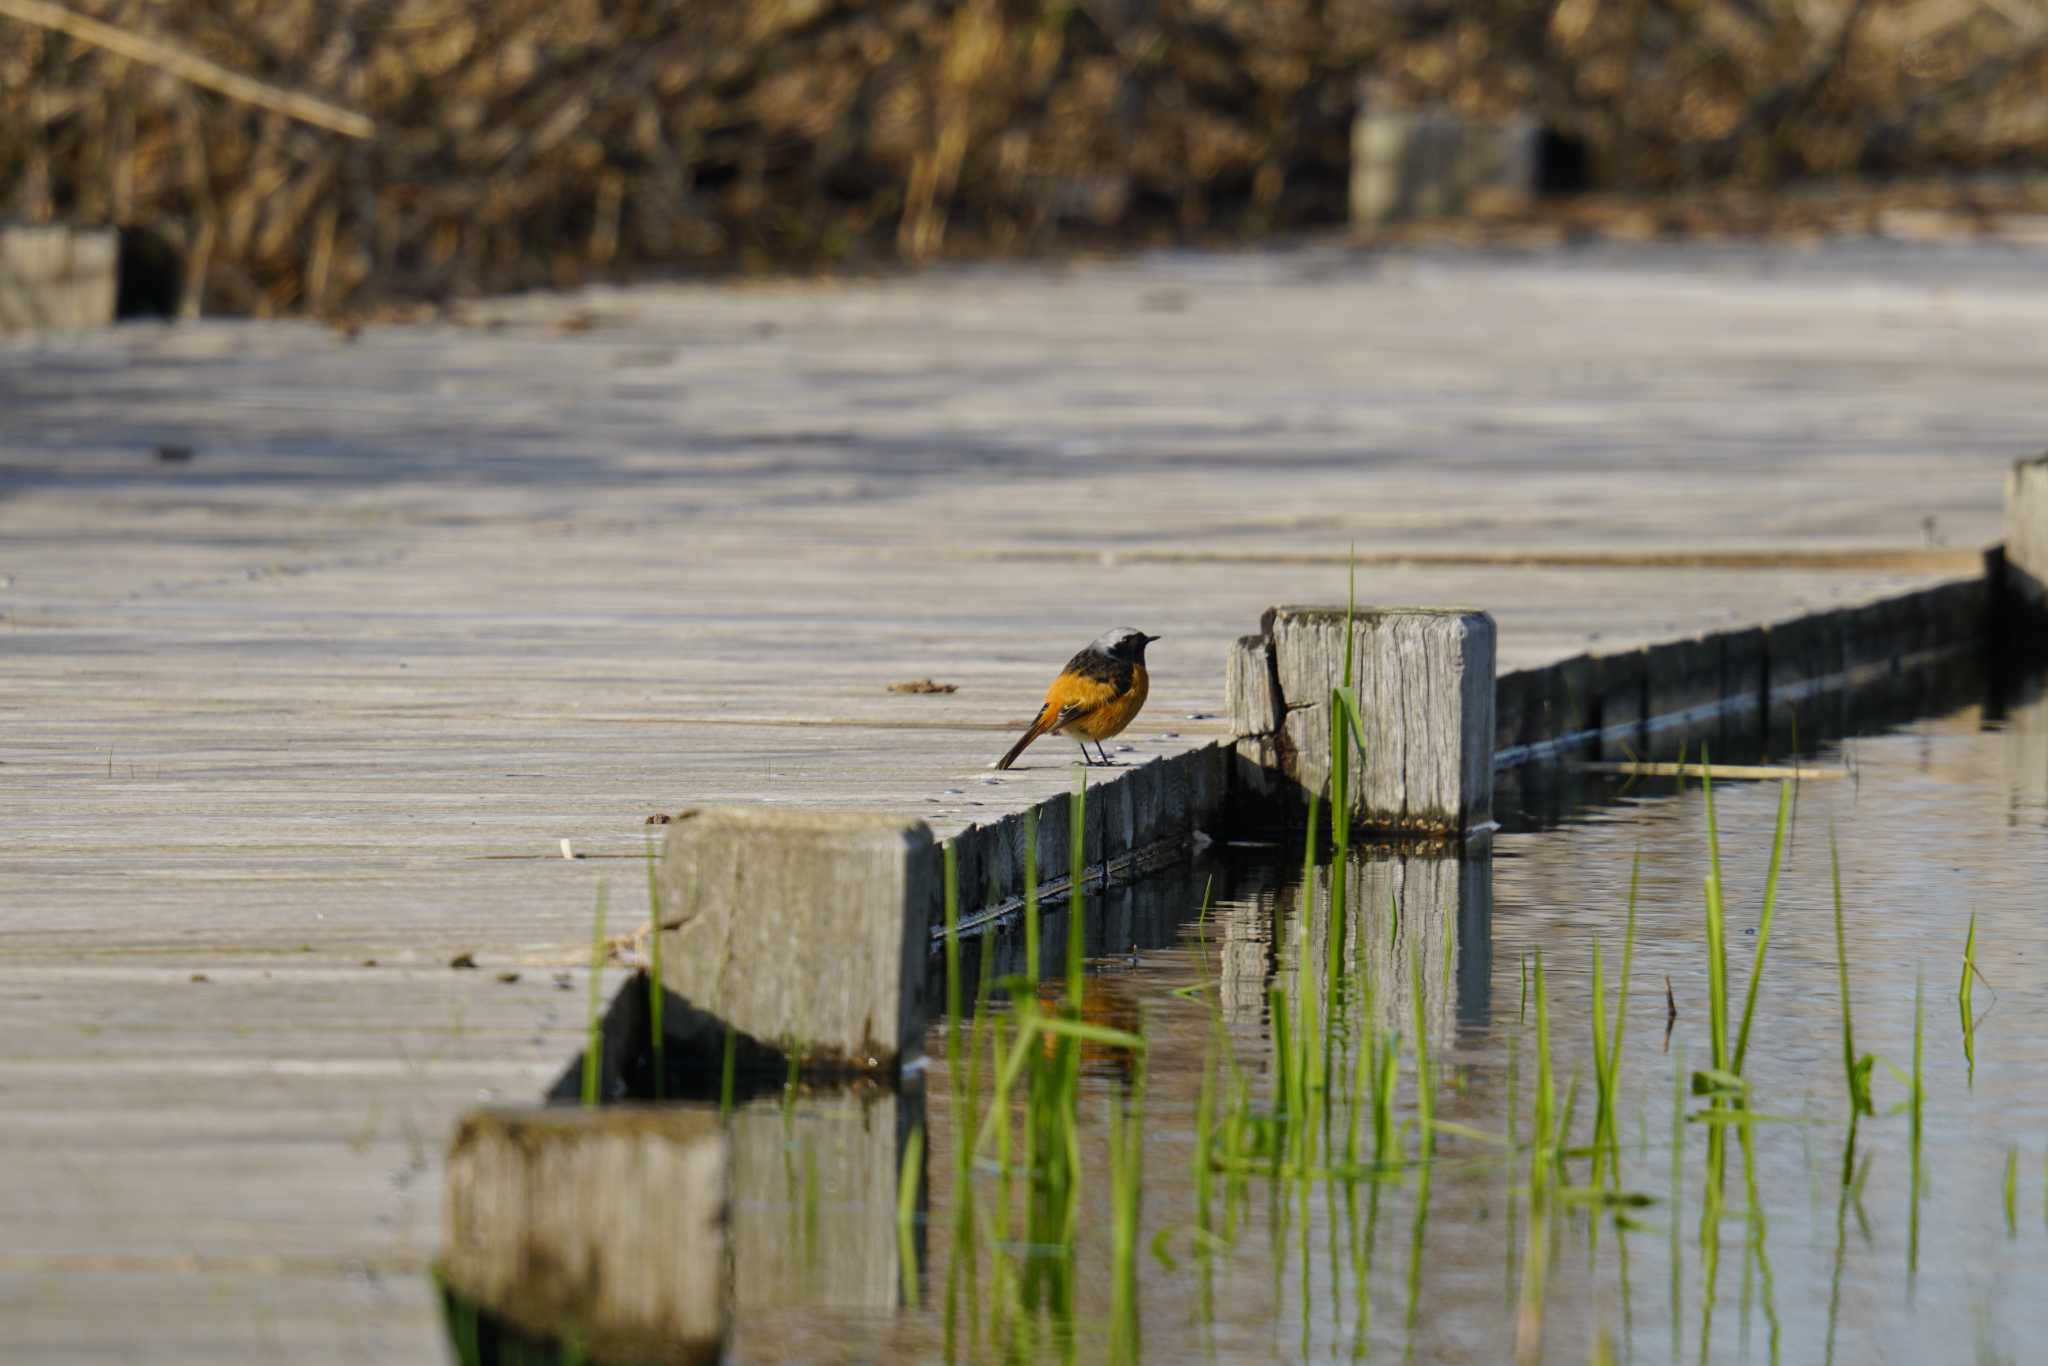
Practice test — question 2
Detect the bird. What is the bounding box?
[994,627,1159,770]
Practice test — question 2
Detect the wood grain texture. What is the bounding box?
[1226,633,1281,738]
[1269,606,1495,834]
[0,241,2028,1359]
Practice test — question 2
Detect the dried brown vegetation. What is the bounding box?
[4,0,2048,317]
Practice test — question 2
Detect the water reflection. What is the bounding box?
[449,664,2048,1363]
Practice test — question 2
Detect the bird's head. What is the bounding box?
[1091,626,1160,662]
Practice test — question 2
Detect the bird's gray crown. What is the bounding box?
[1089,626,1159,660]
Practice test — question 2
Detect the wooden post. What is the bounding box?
[656,808,934,1073]
[1352,81,1540,229]
[2006,452,2048,611]
[439,1106,726,1364]
[1247,606,1496,835]
[0,225,116,331]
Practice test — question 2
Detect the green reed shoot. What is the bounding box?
[1731,782,1791,1077]
[1908,966,1924,1275]
[1108,1049,1148,1364]
[898,1123,925,1309]
[1532,951,1556,1187]
[2005,1145,2018,1238]
[718,1028,736,1116]
[1597,849,1641,1179]
[1959,910,1981,1085]
[581,881,608,1108]
[643,839,666,1098]
[1410,940,1434,1158]
[1830,827,1876,1117]
[1701,758,1730,1076]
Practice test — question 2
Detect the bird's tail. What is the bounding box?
[995,708,1056,771]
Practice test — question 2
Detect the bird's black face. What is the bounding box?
[1096,627,1160,662]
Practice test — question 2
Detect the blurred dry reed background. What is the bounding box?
[4,0,2048,318]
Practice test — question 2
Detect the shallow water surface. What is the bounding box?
[724,674,2048,1363]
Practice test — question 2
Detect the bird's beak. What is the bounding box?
[1144,634,1162,643]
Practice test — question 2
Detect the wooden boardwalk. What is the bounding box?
[1,240,2039,1361]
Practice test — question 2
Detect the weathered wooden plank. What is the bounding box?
[0,242,2037,1360]
[1226,633,1281,738]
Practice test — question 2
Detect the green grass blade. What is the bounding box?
[1731,782,1790,1077]
[1908,966,1924,1276]
[1829,826,1873,1117]
[898,1124,925,1308]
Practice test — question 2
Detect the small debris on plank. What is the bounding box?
[496,971,521,984]
[559,838,579,860]
[887,678,958,694]
[155,443,194,464]
[552,972,575,990]
[189,972,209,983]
[449,952,478,970]
[645,812,672,824]
[361,958,378,968]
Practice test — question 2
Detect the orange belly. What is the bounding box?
[1053,665,1148,741]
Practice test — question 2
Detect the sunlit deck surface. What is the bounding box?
[2,239,2038,1359]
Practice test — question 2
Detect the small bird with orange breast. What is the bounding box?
[994,627,1159,770]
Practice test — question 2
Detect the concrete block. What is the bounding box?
[1227,633,1282,737]
[439,1105,726,1364]
[2006,453,2048,610]
[0,225,118,331]
[1269,605,1495,835]
[656,807,934,1072]
[1351,89,1540,228]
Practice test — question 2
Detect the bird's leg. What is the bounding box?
[1095,741,1117,766]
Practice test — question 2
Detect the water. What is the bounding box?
[708,669,2048,1363]
[445,670,2048,1362]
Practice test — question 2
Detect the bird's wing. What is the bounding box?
[1043,670,1123,726]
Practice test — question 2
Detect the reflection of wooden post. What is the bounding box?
[1288,849,1492,1056]
[728,1086,924,1313]
[440,1106,725,1364]
[2006,453,2048,611]
[1214,886,1277,1028]
[2000,672,2048,828]
[657,808,934,1073]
